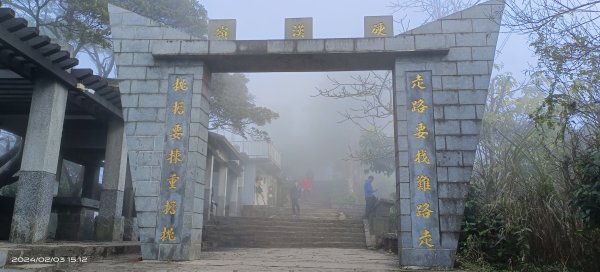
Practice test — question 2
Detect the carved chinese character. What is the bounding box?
[167,149,183,164]
[371,22,386,36]
[416,202,434,219]
[170,123,183,140]
[415,149,431,164]
[160,227,176,241]
[167,172,179,189]
[215,25,229,39]
[292,24,305,38]
[411,74,426,90]
[163,200,177,215]
[173,78,188,92]
[172,101,185,115]
[411,98,428,113]
[414,122,429,139]
[418,229,434,248]
[416,175,431,192]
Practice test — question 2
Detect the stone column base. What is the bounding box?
[399,248,456,268]
[95,215,124,241]
[10,171,56,243]
[123,217,138,241]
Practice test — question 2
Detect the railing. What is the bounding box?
[231,141,281,169]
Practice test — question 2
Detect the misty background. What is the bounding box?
[204,0,535,199]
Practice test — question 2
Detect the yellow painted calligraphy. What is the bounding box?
[411,74,426,90]
[173,78,188,92]
[160,227,176,241]
[215,25,229,39]
[170,123,183,140]
[292,24,305,38]
[418,229,434,248]
[172,101,185,115]
[163,200,177,215]
[416,175,431,192]
[414,122,429,139]
[167,172,179,189]
[415,149,431,164]
[416,203,434,219]
[167,148,183,164]
[371,22,386,36]
[411,98,428,113]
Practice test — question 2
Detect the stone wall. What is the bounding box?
[393,1,504,267]
[109,4,210,260]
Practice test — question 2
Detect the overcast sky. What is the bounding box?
[201,0,536,179]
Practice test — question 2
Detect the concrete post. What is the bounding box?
[96,119,128,241]
[123,160,138,241]
[241,162,256,205]
[205,155,214,220]
[10,75,68,243]
[217,165,228,216]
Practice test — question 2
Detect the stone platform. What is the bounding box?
[0,241,140,271]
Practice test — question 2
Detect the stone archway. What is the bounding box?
[109,0,504,268]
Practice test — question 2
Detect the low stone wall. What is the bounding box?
[367,199,397,251]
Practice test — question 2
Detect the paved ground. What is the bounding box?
[66,248,404,272]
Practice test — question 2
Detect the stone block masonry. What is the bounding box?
[394,0,504,267]
[109,0,504,267]
[109,4,209,261]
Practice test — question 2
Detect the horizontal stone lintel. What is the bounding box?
[151,39,448,72]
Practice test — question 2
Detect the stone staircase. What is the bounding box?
[269,203,345,220]
[203,216,366,249]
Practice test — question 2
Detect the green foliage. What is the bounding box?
[356,130,395,176]
[459,69,600,271]
[572,151,600,228]
[460,184,529,269]
[209,73,279,140]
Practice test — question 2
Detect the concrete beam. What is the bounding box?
[154,47,448,73]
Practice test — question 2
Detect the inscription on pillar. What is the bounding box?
[155,75,194,244]
[405,71,441,249]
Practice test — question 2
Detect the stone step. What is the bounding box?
[212,216,363,225]
[206,229,365,239]
[208,234,364,243]
[210,224,364,233]
[210,220,362,226]
[203,216,366,249]
[205,225,364,234]
[209,240,366,248]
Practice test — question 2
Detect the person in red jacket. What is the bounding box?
[300,172,314,199]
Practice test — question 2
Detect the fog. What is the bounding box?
[226,72,384,181]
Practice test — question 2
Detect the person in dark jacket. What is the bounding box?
[363,176,377,219]
[290,181,302,216]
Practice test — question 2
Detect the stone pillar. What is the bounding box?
[241,162,256,205]
[229,175,239,216]
[392,1,504,268]
[82,161,100,199]
[204,155,214,220]
[10,75,68,243]
[217,165,228,216]
[109,3,210,260]
[123,160,138,241]
[96,120,128,241]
